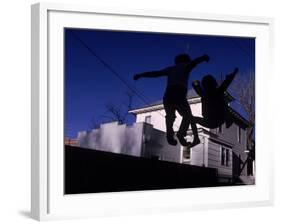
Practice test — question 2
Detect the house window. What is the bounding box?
[238,126,242,143]
[218,124,223,134]
[238,154,242,169]
[226,149,230,166]
[221,147,230,166]
[182,147,191,160]
[221,147,225,165]
[145,115,151,124]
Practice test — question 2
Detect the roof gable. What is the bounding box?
[130,88,234,112]
[129,88,250,128]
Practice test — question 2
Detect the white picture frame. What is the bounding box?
[31,2,274,221]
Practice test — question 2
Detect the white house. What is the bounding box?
[77,89,253,183]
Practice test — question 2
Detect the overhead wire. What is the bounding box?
[70,30,151,105]
[70,30,169,123]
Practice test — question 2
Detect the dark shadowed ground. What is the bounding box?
[65,145,219,194]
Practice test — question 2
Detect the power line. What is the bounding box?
[70,30,175,126]
[70,30,151,105]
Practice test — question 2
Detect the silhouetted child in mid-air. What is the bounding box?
[134,54,210,147]
[192,67,239,129]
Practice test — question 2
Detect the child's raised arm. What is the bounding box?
[218,67,239,93]
[192,80,204,97]
[133,69,168,80]
[188,54,210,70]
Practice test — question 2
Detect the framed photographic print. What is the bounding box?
[31,2,274,221]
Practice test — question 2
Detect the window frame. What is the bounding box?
[221,146,231,167]
[145,115,152,124]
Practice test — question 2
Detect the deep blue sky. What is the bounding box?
[64,28,255,138]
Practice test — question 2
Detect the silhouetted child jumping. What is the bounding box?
[192,67,239,129]
[134,53,209,147]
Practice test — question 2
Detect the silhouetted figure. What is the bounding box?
[134,54,209,147]
[192,68,239,129]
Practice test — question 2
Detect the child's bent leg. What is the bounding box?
[176,113,190,146]
[177,100,191,136]
[193,116,210,128]
[189,119,200,147]
[177,101,201,147]
[183,114,200,148]
[176,102,193,146]
[163,101,177,146]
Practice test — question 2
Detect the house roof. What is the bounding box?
[137,88,199,109]
[130,88,234,113]
[130,88,200,113]
[129,88,250,128]
[228,107,252,129]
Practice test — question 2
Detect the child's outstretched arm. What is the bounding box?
[218,67,239,93]
[188,54,210,70]
[133,69,167,80]
[192,80,204,97]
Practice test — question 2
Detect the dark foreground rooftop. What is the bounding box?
[65,145,219,194]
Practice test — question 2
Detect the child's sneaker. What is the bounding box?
[189,137,200,148]
[176,133,189,146]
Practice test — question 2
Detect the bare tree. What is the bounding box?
[88,91,135,130]
[104,103,127,124]
[231,71,255,125]
[230,70,255,176]
[88,116,100,130]
[103,91,134,124]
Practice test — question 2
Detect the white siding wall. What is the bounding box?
[77,122,144,157]
[185,135,208,167]
[77,121,182,163]
[142,123,182,163]
[212,123,248,176]
[136,109,166,132]
[136,102,203,133]
[207,140,232,177]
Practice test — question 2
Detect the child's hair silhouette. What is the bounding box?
[174,54,191,64]
[202,75,218,93]
[192,68,239,129]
